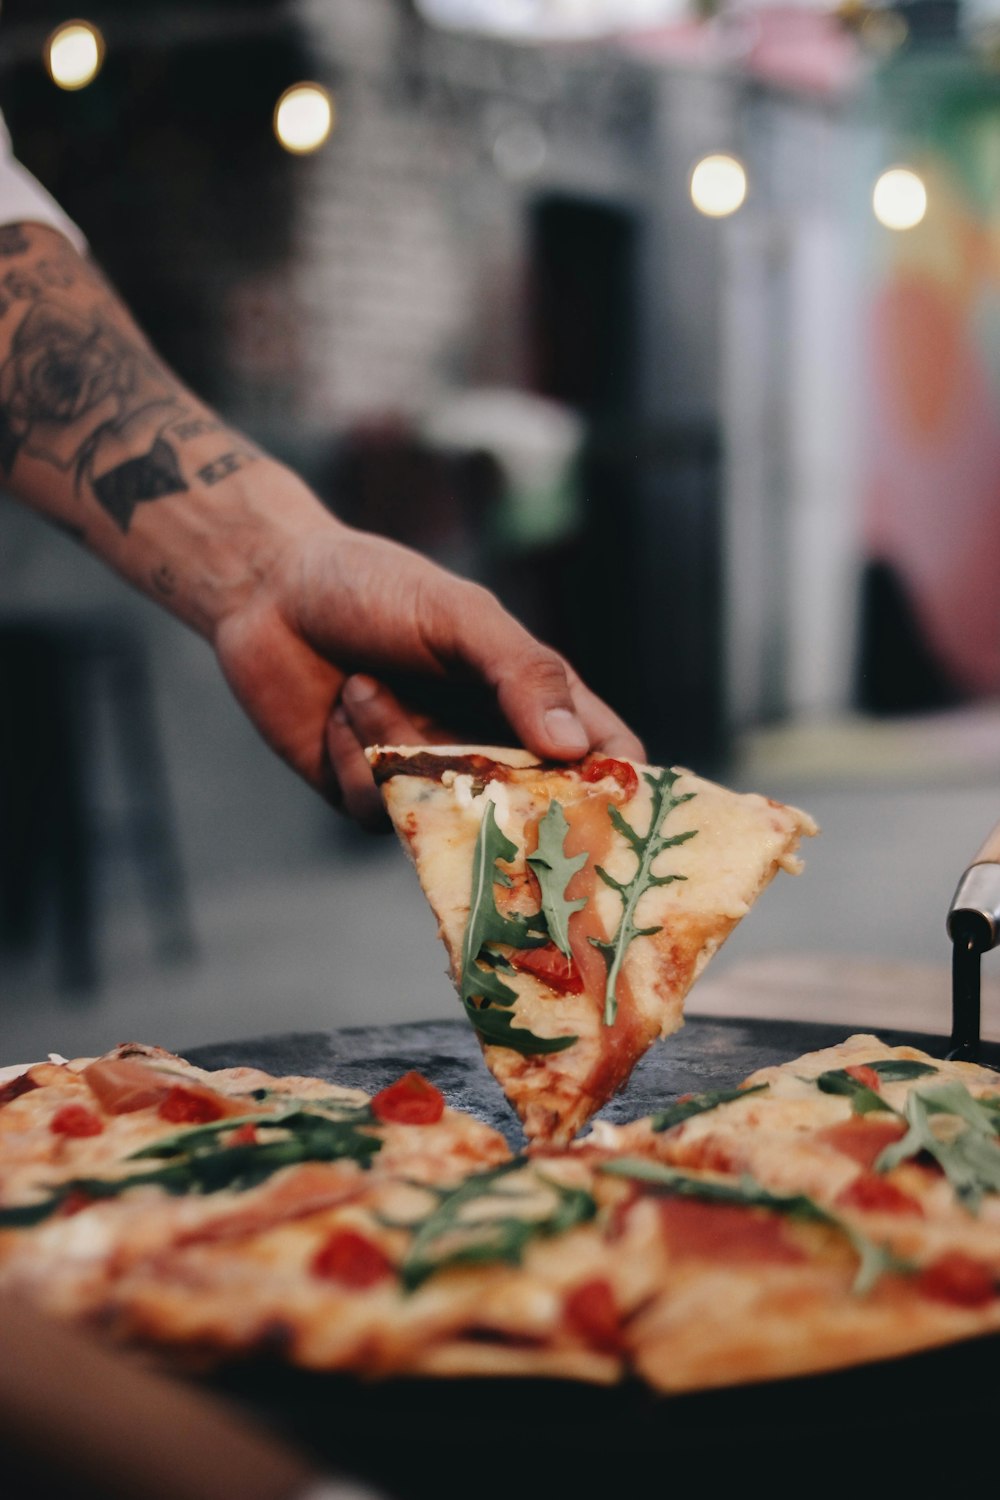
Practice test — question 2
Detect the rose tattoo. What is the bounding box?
[0,301,187,530]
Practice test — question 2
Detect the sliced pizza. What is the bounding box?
[366,745,817,1144]
[6,1038,1000,1393]
[0,1043,511,1323]
[583,1034,1000,1297]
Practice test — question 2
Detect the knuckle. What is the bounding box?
[514,650,571,702]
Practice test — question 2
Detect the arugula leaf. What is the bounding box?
[527,800,586,957]
[400,1159,596,1289]
[130,1102,375,1160]
[876,1082,1000,1211]
[866,1059,939,1082]
[460,800,577,1054]
[0,1110,383,1230]
[651,1083,768,1133]
[461,802,546,989]
[462,998,577,1055]
[600,1158,907,1294]
[590,768,697,1025]
[814,1072,900,1118]
[814,1060,938,1113]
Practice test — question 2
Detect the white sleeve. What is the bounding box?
[0,113,87,252]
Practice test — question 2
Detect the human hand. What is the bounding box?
[213,517,644,827]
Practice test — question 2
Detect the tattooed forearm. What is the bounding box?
[0,294,188,528]
[197,449,258,487]
[0,224,264,542]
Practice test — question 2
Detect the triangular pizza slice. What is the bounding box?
[367,746,817,1144]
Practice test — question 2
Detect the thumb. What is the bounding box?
[491,647,589,761]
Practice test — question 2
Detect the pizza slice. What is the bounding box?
[366,745,817,1144]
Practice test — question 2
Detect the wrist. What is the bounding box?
[125,455,344,641]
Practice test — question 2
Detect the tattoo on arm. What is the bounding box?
[0,289,189,531]
[197,449,257,487]
[0,226,29,257]
[168,415,224,442]
[0,232,263,532]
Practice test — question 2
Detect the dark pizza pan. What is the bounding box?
[184,1018,1000,1494]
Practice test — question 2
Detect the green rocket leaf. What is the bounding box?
[527,800,586,958]
[460,800,577,1054]
[876,1081,1000,1212]
[400,1158,596,1289]
[0,1110,383,1230]
[651,1083,768,1133]
[591,768,698,1026]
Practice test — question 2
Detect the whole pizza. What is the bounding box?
[3,751,1000,1404]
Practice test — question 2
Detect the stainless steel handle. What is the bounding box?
[947,818,1000,952]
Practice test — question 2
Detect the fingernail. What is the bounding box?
[343,675,378,706]
[544,708,588,756]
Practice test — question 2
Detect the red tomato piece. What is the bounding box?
[917,1252,997,1307]
[311,1228,395,1288]
[50,1104,104,1138]
[845,1064,882,1091]
[509,944,584,996]
[563,1278,623,1354]
[371,1072,445,1126]
[59,1190,94,1218]
[157,1087,227,1125]
[816,1117,908,1170]
[226,1122,259,1147]
[0,1072,39,1107]
[835,1172,923,1217]
[582,758,639,800]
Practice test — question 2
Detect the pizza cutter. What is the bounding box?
[947,820,1000,1061]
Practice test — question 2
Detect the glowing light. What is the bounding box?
[872,167,927,231]
[274,84,334,155]
[45,20,105,91]
[690,154,747,219]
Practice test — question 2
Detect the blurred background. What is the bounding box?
[3,0,1000,1061]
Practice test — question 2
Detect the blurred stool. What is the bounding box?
[0,613,194,993]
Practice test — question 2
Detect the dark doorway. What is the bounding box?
[525,194,724,769]
[523,195,649,746]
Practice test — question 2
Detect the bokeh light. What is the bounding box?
[690,154,747,219]
[273,84,335,155]
[872,167,927,231]
[45,20,105,91]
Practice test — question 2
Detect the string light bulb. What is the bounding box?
[690,154,747,219]
[273,84,335,155]
[872,167,927,230]
[45,19,105,91]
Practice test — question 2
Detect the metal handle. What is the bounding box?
[947,817,1000,951]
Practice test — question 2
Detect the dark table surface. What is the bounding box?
[181,1017,1000,1492]
[185,1013,978,1149]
